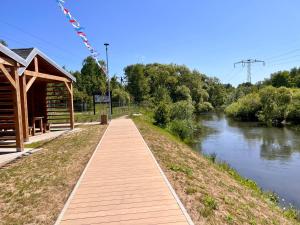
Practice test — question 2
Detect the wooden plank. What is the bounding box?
[24,70,71,83]
[47,114,70,117]
[0,64,16,89]
[0,87,13,91]
[56,119,191,225]
[47,118,70,121]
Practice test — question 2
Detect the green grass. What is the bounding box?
[74,105,141,122]
[0,124,107,225]
[133,114,300,224]
[200,194,218,217]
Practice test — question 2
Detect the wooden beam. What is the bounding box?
[26,77,37,92]
[20,74,29,141]
[0,57,15,66]
[64,81,72,94]
[24,70,71,83]
[68,82,74,129]
[0,64,16,89]
[13,65,24,151]
[34,56,38,73]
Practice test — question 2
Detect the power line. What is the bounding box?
[0,34,80,64]
[0,20,83,60]
[234,59,265,83]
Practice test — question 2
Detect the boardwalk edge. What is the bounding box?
[54,124,110,225]
[132,120,195,225]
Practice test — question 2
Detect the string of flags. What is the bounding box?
[55,0,106,73]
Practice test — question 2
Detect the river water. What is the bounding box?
[196,113,300,208]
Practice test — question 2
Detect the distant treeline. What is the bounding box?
[124,63,232,141]
[225,67,300,126]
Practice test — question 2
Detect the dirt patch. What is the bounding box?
[0,124,107,225]
[134,118,299,225]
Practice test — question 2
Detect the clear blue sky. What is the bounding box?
[2,0,300,86]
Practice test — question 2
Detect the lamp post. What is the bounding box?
[104,43,112,120]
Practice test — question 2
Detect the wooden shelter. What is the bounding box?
[0,44,76,151]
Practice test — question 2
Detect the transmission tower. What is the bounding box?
[234,59,265,83]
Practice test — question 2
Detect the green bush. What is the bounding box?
[287,90,300,124]
[174,85,192,101]
[153,102,171,127]
[225,93,261,121]
[167,119,193,140]
[170,100,195,120]
[258,86,292,125]
[196,101,214,114]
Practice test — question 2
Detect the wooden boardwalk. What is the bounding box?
[56,118,193,225]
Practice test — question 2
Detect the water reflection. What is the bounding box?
[197,113,300,208]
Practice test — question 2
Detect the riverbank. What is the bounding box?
[133,115,299,224]
[0,124,107,225]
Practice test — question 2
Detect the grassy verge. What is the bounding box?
[74,105,140,122]
[0,124,107,225]
[133,116,299,225]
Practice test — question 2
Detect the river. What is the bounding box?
[196,113,300,209]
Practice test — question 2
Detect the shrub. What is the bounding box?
[258,86,292,125]
[167,119,193,140]
[196,101,214,114]
[287,90,300,124]
[173,85,192,101]
[170,100,195,120]
[199,194,218,217]
[153,102,171,127]
[225,93,261,121]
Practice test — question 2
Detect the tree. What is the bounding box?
[258,86,292,125]
[124,64,150,103]
[153,86,172,104]
[112,87,130,106]
[270,71,290,87]
[79,56,107,96]
[206,77,226,107]
[0,39,7,47]
[154,102,171,127]
[173,85,191,102]
[225,93,262,121]
[170,100,195,121]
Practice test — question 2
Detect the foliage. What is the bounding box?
[262,67,300,88]
[124,64,150,103]
[258,86,292,125]
[124,63,221,111]
[287,90,300,124]
[153,101,171,127]
[225,86,299,126]
[174,85,192,101]
[0,39,8,47]
[112,87,130,106]
[205,77,227,107]
[170,100,195,120]
[167,119,194,141]
[196,102,214,113]
[71,57,131,112]
[225,93,262,121]
[153,86,172,104]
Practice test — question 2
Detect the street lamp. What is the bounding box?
[104,43,112,120]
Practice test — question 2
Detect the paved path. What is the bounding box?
[56,118,193,225]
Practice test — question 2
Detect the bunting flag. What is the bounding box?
[56,0,106,73]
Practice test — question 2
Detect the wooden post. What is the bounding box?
[68,82,74,129]
[13,65,24,151]
[20,75,29,141]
